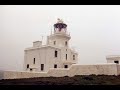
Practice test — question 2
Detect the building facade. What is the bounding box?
[24,19,78,72]
[106,55,120,64]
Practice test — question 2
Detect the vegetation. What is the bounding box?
[0,75,120,85]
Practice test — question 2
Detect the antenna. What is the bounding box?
[40,34,43,42]
[51,25,52,35]
[42,35,43,42]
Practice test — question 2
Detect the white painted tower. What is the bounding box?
[24,19,78,72]
[47,18,71,48]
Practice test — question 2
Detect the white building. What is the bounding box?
[106,55,120,64]
[2,19,120,79]
[24,19,78,72]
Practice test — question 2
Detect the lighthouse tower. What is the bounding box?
[24,19,78,72]
[47,19,77,68]
[47,18,71,48]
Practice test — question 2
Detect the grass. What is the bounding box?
[0,75,120,85]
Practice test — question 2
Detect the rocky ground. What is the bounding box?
[0,75,120,85]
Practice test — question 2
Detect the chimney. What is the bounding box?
[33,41,42,47]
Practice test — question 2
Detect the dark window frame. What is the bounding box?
[33,58,35,64]
[73,55,75,60]
[41,64,44,71]
[55,50,58,57]
[66,54,67,60]
[27,64,29,68]
[54,64,57,68]
[30,68,32,71]
[114,61,119,64]
[65,41,68,46]
[64,65,68,68]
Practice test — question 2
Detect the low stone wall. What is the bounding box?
[3,71,48,79]
[0,71,4,80]
[47,64,118,77]
[69,64,118,76]
[117,64,120,75]
[1,64,119,79]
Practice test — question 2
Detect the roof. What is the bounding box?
[106,55,120,58]
[106,55,120,60]
[33,41,42,43]
[24,45,61,51]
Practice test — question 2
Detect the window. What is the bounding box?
[27,64,29,68]
[55,50,58,57]
[114,61,119,64]
[54,41,56,45]
[66,54,67,60]
[65,41,67,46]
[33,58,35,64]
[64,65,68,68]
[66,49,67,51]
[41,64,44,71]
[30,68,32,71]
[54,64,57,68]
[73,55,75,60]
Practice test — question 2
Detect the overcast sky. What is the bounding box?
[0,5,120,71]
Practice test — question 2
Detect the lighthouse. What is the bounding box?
[24,19,78,72]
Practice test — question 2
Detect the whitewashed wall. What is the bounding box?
[117,65,120,75]
[24,46,61,72]
[1,64,119,79]
[0,71,4,80]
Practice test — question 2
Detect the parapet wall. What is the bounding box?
[0,71,4,80]
[117,65,120,75]
[1,64,119,79]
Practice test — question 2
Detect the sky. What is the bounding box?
[0,5,120,71]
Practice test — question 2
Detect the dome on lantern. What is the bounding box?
[54,18,67,31]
